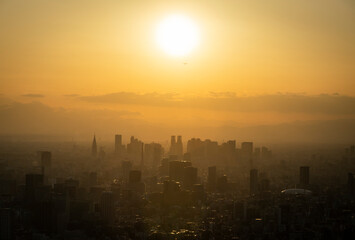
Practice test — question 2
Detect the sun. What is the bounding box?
[156,15,200,57]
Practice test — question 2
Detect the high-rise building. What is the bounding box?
[129,170,141,184]
[100,191,115,225]
[183,166,198,189]
[300,166,310,188]
[25,174,44,204]
[170,135,183,159]
[0,208,14,240]
[348,173,354,195]
[115,134,124,157]
[261,147,272,160]
[169,161,192,182]
[39,151,52,182]
[144,143,164,168]
[186,138,219,167]
[241,142,253,158]
[127,136,143,164]
[250,169,258,195]
[121,161,132,182]
[207,166,217,192]
[89,172,97,186]
[92,135,97,157]
[217,175,228,193]
[176,136,183,159]
[170,136,176,154]
[128,170,145,195]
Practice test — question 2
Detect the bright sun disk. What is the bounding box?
[156,15,199,57]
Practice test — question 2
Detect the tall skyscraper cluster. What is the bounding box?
[169,135,183,159]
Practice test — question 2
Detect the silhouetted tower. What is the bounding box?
[242,142,253,167]
[300,166,310,188]
[140,142,144,168]
[183,166,198,190]
[207,166,217,192]
[348,173,354,196]
[115,134,123,157]
[0,208,15,240]
[100,191,115,225]
[39,151,51,178]
[170,136,176,155]
[129,170,142,184]
[92,135,97,157]
[176,136,183,159]
[250,169,258,195]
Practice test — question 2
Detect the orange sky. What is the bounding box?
[0,0,354,141]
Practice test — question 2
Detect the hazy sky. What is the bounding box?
[0,0,354,141]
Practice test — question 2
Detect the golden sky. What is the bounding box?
[0,0,354,141]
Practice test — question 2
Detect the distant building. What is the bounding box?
[100,191,115,225]
[128,170,145,195]
[121,161,132,182]
[348,173,354,195]
[242,142,253,165]
[250,169,258,195]
[39,151,52,183]
[127,136,143,164]
[129,170,141,184]
[169,161,192,182]
[0,208,14,240]
[300,166,310,188]
[207,166,217,192]
[170,135,183,159]
[115,134,125,158]
[183,166,198,190]
[145,142,164,168]
[217,175,228,193]
[186,138,219,167]
[92,135,97,157]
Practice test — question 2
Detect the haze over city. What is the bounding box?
[1,0,354,142]
[0,1,355,240]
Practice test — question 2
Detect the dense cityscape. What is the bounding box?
[0,135,354,239]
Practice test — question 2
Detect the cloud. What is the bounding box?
[64,94,80,97]
[22,93,45,98]
[80,92,355,115]
[0,100,354,143]
[0,101,141,136]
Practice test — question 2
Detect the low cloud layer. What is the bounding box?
[80,92,355,115]
[0,99,354,143]
[22,94,45,98]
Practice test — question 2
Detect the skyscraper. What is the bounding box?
[127,136,143,164]
[300,166,310,188]
[92,135,97,157]
[176,136,183,159]
[100,191,115,225]
[39,151,51,181]
[170,135,183,159]
[207,166,217,192]
[242,142,253,167]
[241,142,253,158]
[250,169,258,195]
[183,166,198,189]
[170,135,176,155]
[115,134,124,157]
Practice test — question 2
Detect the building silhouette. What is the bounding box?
[300,166,310,188]
[115,134,124,158]
[92,135,97,157]
[100,191,115,225]
[127,136,143,164]
[250,169,258,195]
[170,135,183,159]
[207,166,217,192]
